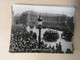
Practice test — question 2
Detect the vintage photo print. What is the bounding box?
[9,4,75,53]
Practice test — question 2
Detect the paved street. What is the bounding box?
[26,26,73,52]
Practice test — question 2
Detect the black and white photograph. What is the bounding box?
[9,4,75,53]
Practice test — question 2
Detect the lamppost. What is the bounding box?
[38,15,42,49]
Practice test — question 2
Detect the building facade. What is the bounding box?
[13,11,73,31]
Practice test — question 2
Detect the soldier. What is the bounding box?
[56,43,59,53]
[59,42,62,53]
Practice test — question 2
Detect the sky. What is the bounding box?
[12,4,75,17]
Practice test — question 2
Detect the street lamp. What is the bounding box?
[38,15,42,49]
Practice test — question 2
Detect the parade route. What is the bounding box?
[26,26,73,52]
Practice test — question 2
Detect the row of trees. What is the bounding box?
[43,29,73,42]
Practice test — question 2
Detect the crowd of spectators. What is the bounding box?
[9,25,38,52]
[9,25,73,53]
